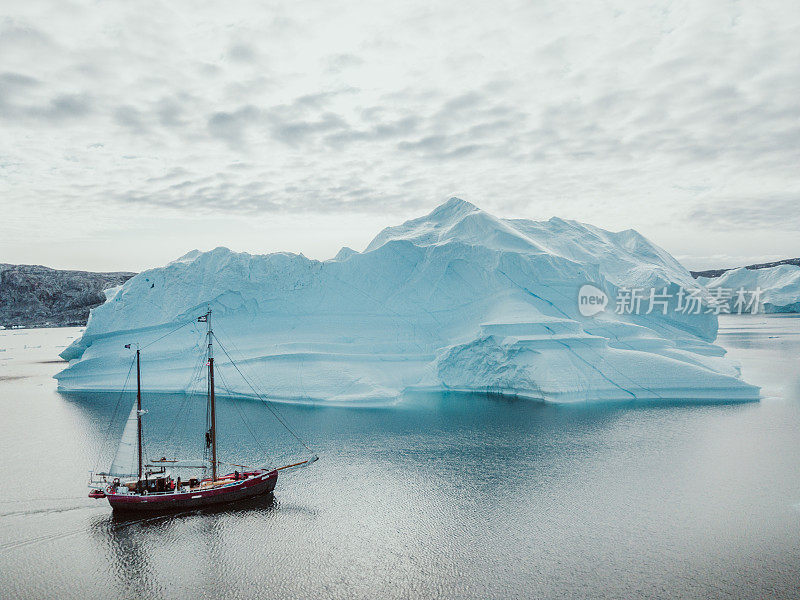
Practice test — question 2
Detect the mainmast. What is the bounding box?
[136,347,143,480]
[203,310,218,481]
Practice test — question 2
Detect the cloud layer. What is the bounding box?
[1,1,798,269]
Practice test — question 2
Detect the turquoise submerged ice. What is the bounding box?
[56,198,759,403]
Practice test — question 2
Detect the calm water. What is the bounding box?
[1,316,799,599]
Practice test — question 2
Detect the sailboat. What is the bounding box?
[88,310,317,512]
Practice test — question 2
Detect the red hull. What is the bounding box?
[107,470,278,512]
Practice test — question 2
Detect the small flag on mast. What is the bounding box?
[124,344,131,349]
[197,315,208,322]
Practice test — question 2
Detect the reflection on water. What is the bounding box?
[92,494,278,598]
[716,314,800,400]
[1,319,800,599]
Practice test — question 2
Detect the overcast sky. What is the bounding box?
[1,0,798,272]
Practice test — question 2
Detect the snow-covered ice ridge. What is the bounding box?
[56,198,759,403]
[698,265,800,313]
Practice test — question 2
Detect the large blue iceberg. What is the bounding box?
[56,198,759,403]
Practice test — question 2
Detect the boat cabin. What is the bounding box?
[116,471,174,494]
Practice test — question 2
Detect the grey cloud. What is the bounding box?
[440,92,483,113]
[0,67,92,123]
[105,163,420,216]
[157,97,187,128]
[291,90,348,110]
[0,71,38,116]
[323,115,419,147]
[0,71,39,91]
[207,105,261,146]
[326,53,365,72]
[0,18,53,50]
[198,62,221,77]
[228,43,257,63]
[371,116,419,139]
[114,105,148,133]
[269,111,348,146]
[396,133,491,160]
[201,92,357,150]
[397,134,447,152]
[466,119,514,137]
[145,167,190,183]
[260,90,362,145]
[441,144,485,158]
[687,195,800,231]
[224,76,273,98]
[481,79,515,94]
[391,93,529,161]
[28,93,92,121]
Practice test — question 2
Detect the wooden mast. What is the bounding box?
[206,310,218,481]
[136,347,143,480]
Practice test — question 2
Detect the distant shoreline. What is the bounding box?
[0,263,134,330]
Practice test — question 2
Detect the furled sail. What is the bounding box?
[109,401,139,477]
[148,460,210,469]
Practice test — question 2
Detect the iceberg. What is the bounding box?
[55,198,759,403]
[698,265,800,313]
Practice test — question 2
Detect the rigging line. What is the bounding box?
[213,322,279,397]
[164,386,196,458]
[212,320,329,406]
[140,317,196,350]
[212,321,291,401]
[94,356,136,474]
[215,337,311,454]
[165,341,207,456]
[185,344,209,454]
[215,365,272,459]
[171,391,199,460]
[213,319,365,407]
[211,321,303,408]
[212,334,314,454]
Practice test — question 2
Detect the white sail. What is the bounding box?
[109,401,139,478]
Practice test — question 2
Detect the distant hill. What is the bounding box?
[691,257,800,279]
[0,263,135,328]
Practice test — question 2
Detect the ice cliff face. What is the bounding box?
[699,265,800,313]
[55,198,759,403]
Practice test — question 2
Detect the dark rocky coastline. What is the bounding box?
[0,263,134,328]
[691,257,800,279]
